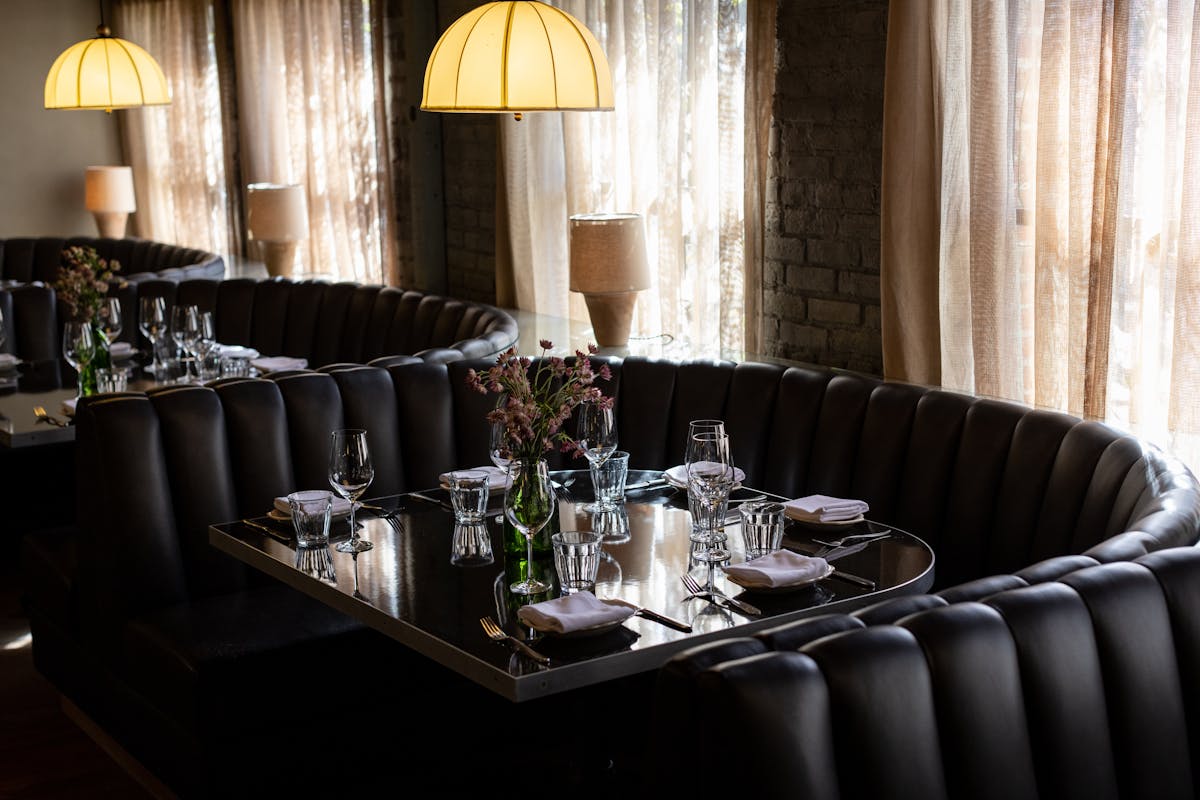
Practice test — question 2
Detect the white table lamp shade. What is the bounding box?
[84,166,135,213]
[569,213,651,294]
[246,183,308,241]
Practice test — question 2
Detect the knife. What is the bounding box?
[241,517,291,544]
[630,605,692,632]
[623,477,669,493]
[406,491,454,511]
[829,569,876,590]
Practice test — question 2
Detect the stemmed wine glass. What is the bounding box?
[171,305,200,382]
[687,430,735,563]
[489,418,511,471]
[577,399,617,510]
[139,296,168,374]
[504,459,555,595]
[97,298,122,344]
[62,321,96,400]
[329,429,375,553]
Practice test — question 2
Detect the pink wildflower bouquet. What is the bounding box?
[55,245,121,322]
[466,340,613,463]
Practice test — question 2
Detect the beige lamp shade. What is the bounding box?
[569,213,651,294]
[569,213,651,347]
[246,183,308,242]
[45,25,170,111]
[246,183,307,278]
[422,1,613,114]
[85,166,136,213]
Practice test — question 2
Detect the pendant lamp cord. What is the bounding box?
[98,0,105,28]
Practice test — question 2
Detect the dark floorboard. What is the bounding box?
[0,563,152,800]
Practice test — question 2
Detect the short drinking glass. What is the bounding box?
[551,531,602,595]
[288,490,333,548]
[448,470,489,523]
[589,450,629,511]
[739,501,785,560]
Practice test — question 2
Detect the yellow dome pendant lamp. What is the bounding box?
[420,1,614,121]
[44,1,170,112]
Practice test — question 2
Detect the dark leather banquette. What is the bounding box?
[0,236,224,361]
[123,276,520,366]
[21,356,1200,795]
[654,546,1200,800]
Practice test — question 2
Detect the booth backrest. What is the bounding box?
[655,546,1200,800]
[0,236,223,284]
[128,278,519,365]
[0,237,224,360]
[72,357,1199,641]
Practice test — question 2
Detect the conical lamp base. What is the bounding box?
[582,291,639,347]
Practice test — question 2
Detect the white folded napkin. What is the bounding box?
[784,494,869,523]
[725,550,831,589]
[664,463,746,489]
[272,495,354,518]
[0,353,18,370]
[252,356,308,373]
[516,591,636,634]
[219,344,261,359]
[61,397,78,416]
[109,342,134,359]
[439,466,510,490]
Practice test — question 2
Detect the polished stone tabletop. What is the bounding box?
[209,470,935,702]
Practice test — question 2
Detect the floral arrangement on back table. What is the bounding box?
[55,245,121,322]
[466,340,613,464]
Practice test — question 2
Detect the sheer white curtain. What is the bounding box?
[232,0,395,284]
[883,0,1200,469]
[499,0,747,355]
[115,0,237,258]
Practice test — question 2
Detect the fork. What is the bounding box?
[33,406,67,427]
[680,572,761,617]
[479,616,550,665]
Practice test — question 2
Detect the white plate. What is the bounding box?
[786,514,865,529]
[663,464,746,490]
[726,561,836,594]
[268,504,357,522]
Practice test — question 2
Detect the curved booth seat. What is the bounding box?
[655,546,1200,799]
[127,277,519,366]
[20,357,1200,796]
[0,236,224,361]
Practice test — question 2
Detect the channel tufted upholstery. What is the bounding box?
[125,277,519,365]
[0,236,224,360]
[655,546,1200,800]
[20,356,1200,796]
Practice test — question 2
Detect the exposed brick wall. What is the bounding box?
[441,116,497,302]
[762,0,887,374]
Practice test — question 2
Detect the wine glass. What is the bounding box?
[687,430,735,563]
[139,296,168,375]
[577,399,618,511]
[97,298,123,344]
[489,418,512,471]
[504,459,555,595]
[329,429,375,553]
[62,321,96,399]
[171,305,199,381]
[195,311,218,380]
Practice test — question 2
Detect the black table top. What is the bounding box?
[208,470,936,702]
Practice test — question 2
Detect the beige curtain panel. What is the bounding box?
[497,0,749,357]
[882,0,1200,469]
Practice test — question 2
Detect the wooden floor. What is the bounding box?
[0,563,152,800]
